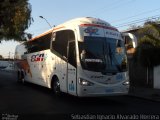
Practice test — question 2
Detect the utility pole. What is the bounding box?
[8,52,10,60]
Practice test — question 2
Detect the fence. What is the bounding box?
[128,58,153,88]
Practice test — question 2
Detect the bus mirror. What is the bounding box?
[79,37,84,42]
[78,28,84,42]
[52,37,55,41]
[63,56,67,60]
[52,32,56,41]
[77,35,84,42]
[122,33,137,48]
[80,50,86,60]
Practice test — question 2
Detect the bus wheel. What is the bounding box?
[52,77,61,95]
[17,71,21,83]
[17,71,24,84]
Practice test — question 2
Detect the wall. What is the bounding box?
[128,58,153,88]
[154,65,160,89]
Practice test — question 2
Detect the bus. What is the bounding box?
[15,17,130,97]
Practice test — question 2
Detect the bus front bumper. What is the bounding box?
[77,84,129,97]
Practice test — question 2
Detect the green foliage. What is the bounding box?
[134,21,160,67]
[0,0,33,42]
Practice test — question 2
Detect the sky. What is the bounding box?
[1,0,160,58]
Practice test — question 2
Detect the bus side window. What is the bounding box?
[68,41,76,67]
[67,31,76,67]
[52,31,67,57]
[52,30,75,61]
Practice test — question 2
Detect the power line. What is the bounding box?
[116,14,160,27]
[115,14,160,28]
[93,0,135,17]
[112,7,160,23]
[88,0,132,17]
[116,16,160,28]
[88,0,121,15]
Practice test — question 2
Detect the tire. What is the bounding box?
[17,71,24,84]
[52,77,61,95]
[17,71,21,83]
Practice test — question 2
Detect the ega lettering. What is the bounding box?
[31,53,46,62]
[84,27,99,36]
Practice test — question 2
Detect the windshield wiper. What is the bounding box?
[101,39,124,75]
[101,41,117,75]
[108,44,122,72]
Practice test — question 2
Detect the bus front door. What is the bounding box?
[67,41,77,96]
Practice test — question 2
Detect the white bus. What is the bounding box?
[15,17,130,97]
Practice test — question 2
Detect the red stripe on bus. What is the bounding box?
[80,24,118,31]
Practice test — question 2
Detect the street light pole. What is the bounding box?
[39,16,52,28]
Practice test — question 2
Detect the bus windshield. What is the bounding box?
[79,36,127,74]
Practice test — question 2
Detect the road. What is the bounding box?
[0,70,160,120]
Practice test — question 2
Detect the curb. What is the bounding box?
[128,93,160,102]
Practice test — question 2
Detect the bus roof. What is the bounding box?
[29,17,117,41]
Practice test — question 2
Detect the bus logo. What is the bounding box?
[84,27,99,36]
[31,53,47,62]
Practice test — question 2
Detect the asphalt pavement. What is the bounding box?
[129,86,160,102]
[0,70,160,120]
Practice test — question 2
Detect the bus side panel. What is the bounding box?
[53,54,67,93]
[24,52,45,85]
[23,50,54,88]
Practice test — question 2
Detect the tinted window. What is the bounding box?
[26,32,52,53]
[79,36,127,73]
[68,41,76,67]
[52,30,75,58]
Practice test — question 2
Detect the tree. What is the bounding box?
[127,24,141,31]
[134,21,160,67]
[0,0,33,42]
[0,55,3,59]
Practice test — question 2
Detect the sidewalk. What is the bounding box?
[129,86,160,102]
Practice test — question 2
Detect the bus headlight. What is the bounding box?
[123,81,129,85]
[78,78,94,86]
